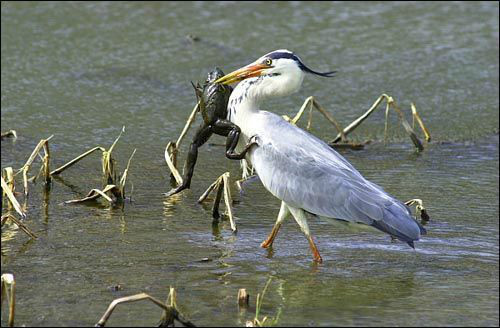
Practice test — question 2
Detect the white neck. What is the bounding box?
[227,78,261,126]
[227,68,304,125]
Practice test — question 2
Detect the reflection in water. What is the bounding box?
[118,215,127,235]
[1,235,36,261]
[1,220,37,258]
[279,271,417,325]
[52,175,85,195]
[265,246,275,260]
[1,223,20,254]
[211,220,222,240]
[42,186,50,225]
[199,200,236,235]
[162,193,182,219]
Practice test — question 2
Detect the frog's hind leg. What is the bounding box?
[212,119,257,160]
[165,124,212,197]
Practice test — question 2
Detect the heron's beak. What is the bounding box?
[215,63,269,85]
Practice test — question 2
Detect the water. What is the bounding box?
[1,1,498,326]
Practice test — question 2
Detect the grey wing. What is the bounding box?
[250,113,424,242]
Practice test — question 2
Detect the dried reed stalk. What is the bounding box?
[198,172,236,232]
[1,213,37,239]
[16,135,54,196]
[1,176,26,218]
[328,94,430,151]
[50,147,105,175]
[1,130,17,139]
[405,198,430,222]
[1,273,16,327]
[96,291,195,327]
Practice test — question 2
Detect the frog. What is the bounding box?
[165,67,257,197]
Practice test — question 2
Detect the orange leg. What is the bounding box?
[307,236,323,263]
[261,201,289,249]
[261,223,282,248]
[287,204,323,263]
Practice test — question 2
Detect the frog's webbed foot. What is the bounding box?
[247,134,261,147]
[225,134,260,160]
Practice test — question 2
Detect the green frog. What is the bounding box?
[166,68,256,196]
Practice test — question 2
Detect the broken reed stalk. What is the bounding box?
[96,292,195,327]
[164,102,200,186]
[329,94,430,151]
[16,135,54,196]
[238,289,250,308]
[1,176,26,218]
[283,95,312,125]
[329,94,388,144]
[42,139,51,185]
[221,173,236,231]
[386,97,424,151]
[405,198,430,223]
[2,168,15,213]
[2,168,15,193]
[165,142,183,185]
[285,96,347,141]
[102,127,125,186]
[159,287,181,327]
[1,273,16,327]
[50,147,105,176]
[63,132,135,205]
[1,130,17,139]
[1,213,37,239]
[176,102,200,147]
[65,184,116,205]
[311,97,347,142]
[198,172,237,232]
[118,149,136,199]
[411,103,431,142]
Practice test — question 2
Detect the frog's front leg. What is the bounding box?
[212,119,258,160]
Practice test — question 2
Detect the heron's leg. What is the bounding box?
[165,124,212,197]
[212,119,257,160]
[261,201,290,249]
[287,205,323,263]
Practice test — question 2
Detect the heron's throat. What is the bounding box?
[226,79,261,124]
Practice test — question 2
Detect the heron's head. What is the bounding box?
[215,49,335,100]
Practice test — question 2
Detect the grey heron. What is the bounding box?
[215,49,426,263]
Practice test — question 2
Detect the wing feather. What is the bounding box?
[249,111,423,241]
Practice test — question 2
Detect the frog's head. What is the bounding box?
[206,67,225,84]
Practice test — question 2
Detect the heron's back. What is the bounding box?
[249,111,425,245]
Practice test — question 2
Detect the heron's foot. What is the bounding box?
[164,184,189,197]
[313,253,323,264]
[261,222,281,248]
[260,239,273,249]
[308,236,323,263]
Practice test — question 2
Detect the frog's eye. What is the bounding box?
[264,58,272,66]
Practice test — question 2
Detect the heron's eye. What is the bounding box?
[264,58,272,66]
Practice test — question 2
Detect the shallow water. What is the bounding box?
[1,1,499,326]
